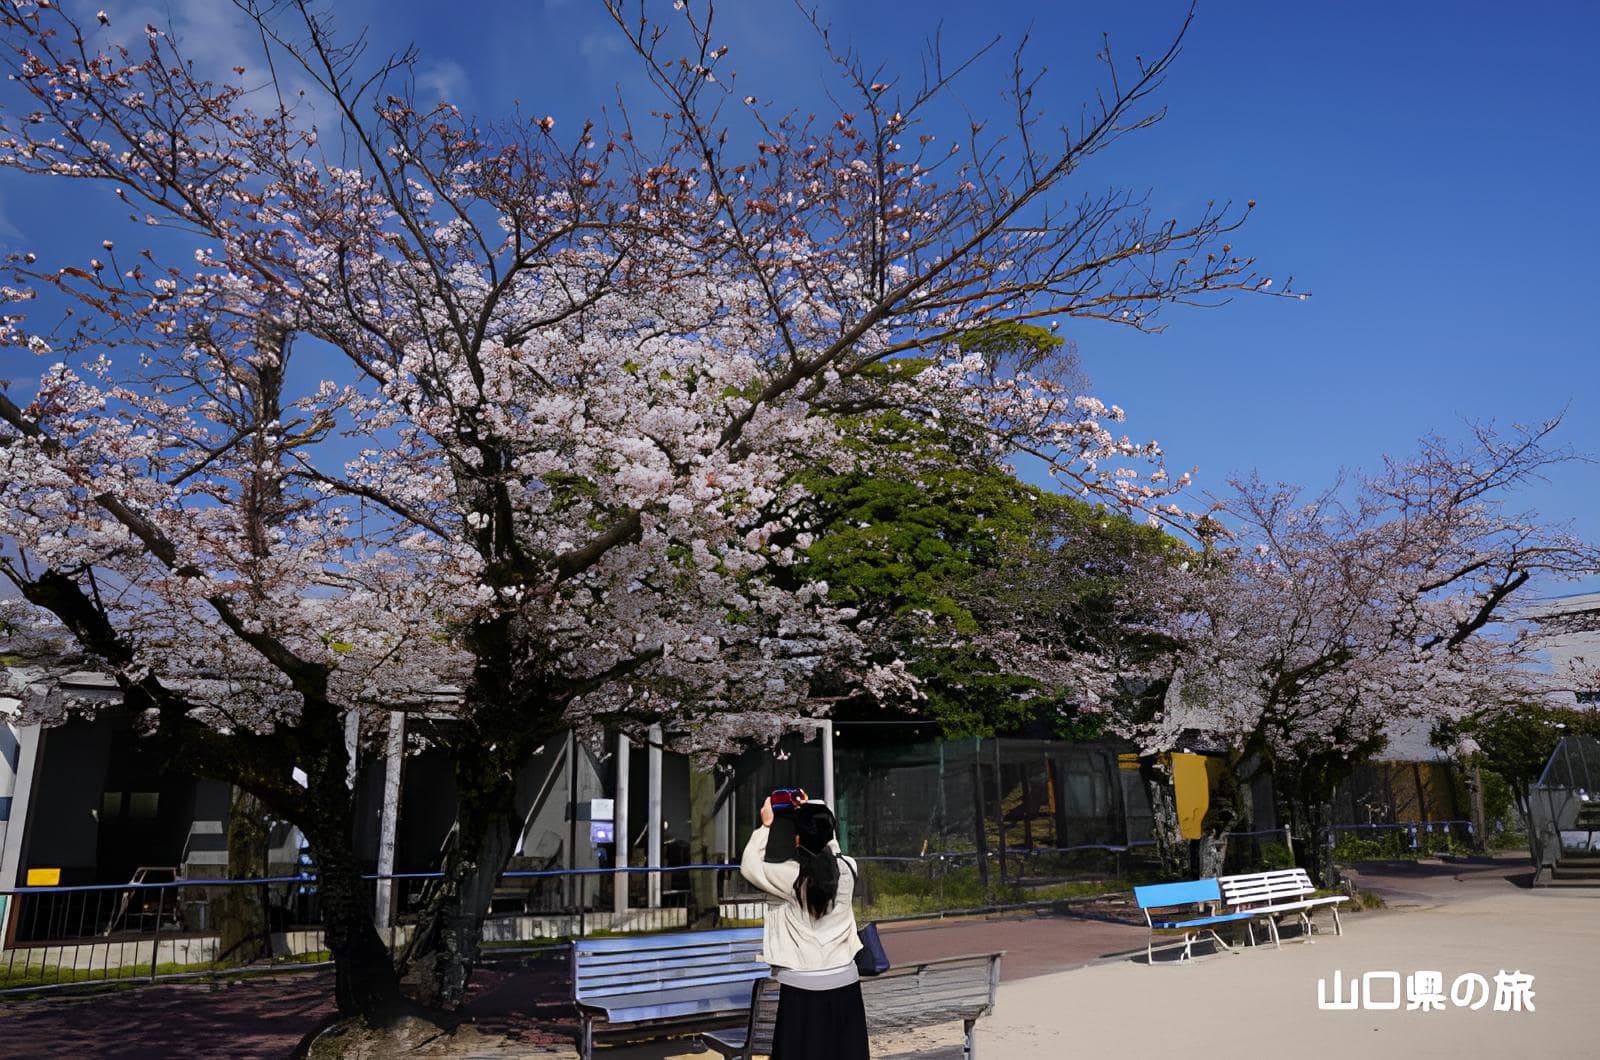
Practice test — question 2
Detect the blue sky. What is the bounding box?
[3,1,1597,589]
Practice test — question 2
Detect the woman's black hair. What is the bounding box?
[791,803,840,920]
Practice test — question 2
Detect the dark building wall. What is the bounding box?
[23,710,200,885]
[23,716,114,883]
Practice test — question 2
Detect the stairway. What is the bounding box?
[1552,797,1600,881]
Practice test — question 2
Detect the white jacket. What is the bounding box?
[739,821,863,971]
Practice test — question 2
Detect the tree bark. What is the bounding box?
[399,741,546,1009]
[1196,753,1248,877]
[299,728,403,1021]
[1139,757,1186,879]
[215,787,270,966]
[312,836,403,1019]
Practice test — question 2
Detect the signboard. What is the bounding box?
[589,821,615,845]
[572,798,614,821]
[25,867,60,886]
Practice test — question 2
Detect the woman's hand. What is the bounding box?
[759,796,774,828]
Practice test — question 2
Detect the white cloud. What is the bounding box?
[416,59,470,106]
[0,188,25,247]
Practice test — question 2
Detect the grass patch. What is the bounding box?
[852,862,1142,921]
[1486,830,1528,853]
[0,951,330,993]
[1332,829,1470,862]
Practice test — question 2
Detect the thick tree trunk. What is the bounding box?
[304,814,403,1020]
[1195,754,1248,877]
[399,814,519,1009]
[1194,833,1227,879]
[215,787,270,966]
[1139,757,1187,879]
[400,744,546,1009]
[1279,794,1337,887]
[298,723,403,1022]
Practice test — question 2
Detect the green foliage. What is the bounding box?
[1331,827,1469,862]
[1433,702,1600,799]
[799,399,1178,738]
[1258,841,1295,870]
[955,321,1066,370]
[1479,768,1514,828]
[1487,829,1528,852]
[799,407,1041,630]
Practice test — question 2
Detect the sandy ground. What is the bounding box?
[871,884,1600,1060]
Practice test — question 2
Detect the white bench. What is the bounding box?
[571,928,767,1057]
[702,952,1004,1060]
[1218,868,1348,946]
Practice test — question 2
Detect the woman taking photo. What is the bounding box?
[739,791,870,1060]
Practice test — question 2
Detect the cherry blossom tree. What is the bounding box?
[1134,420,1600,879]
[0,0,1287,1014]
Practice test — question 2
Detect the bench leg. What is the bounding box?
[1331,904,1343,936]
[963,1017,977,1060]
[580,1015,593,1060]
[1269,916,1281,949]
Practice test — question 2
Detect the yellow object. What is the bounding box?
[1117,753,1141,771]
[1170,753,1212,840]
[26,867,61,886]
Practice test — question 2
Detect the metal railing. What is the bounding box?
[0,864,767,995]
[0,829,1309,996]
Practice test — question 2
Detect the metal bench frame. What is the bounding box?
[570,927,768,1058]
[701,976,781,1060]
[1218,868,1348,947]
[701,952,1004,1060]
[1133,878,1260,964]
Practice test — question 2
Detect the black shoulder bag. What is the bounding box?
[842,857,890,976]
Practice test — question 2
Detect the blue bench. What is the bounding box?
[1133,878,1261,964]
[571,927,767,1057]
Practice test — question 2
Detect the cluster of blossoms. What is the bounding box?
[0,0,1264,755]
[1139,425,1600,768]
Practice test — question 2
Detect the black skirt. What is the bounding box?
[771,980,871,1060]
